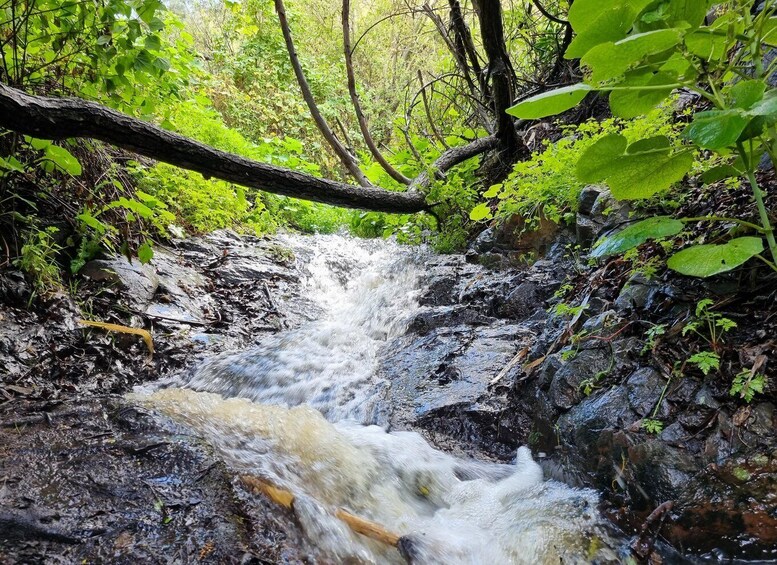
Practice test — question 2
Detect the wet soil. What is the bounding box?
[0,230,312,563]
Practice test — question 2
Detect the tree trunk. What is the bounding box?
[342,0,410,185]
[474,0,521,156]
[274,0,372,187]
[0,83,428,213]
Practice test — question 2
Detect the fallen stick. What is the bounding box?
[78,319,154,355]
[240,475,402,548]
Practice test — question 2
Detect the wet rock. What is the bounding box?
[627,440,696,503]
[496,281,542,319]
[626,367,668,418]
[577,186,600,216]
[678,386,720,431]
[547,345,614,410]
[82,258,159,308]
[217,255,298,285]
[745,402,775,437]
[382,323,534,457]
[0,270,30,304]
[409,306,489,335]
[0,398,309,563]
[575,186,630,247]
[470,228,496,253]
[581,309,623,335]
[660,422,687,443]
[557,386,633,465]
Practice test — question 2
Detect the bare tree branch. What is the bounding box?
[342,0,411,185]
[0,83,429,213]
[274,0,372,187]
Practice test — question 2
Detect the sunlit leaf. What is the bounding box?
[506,84,593,119]
[685,110,750,149]
[667,237,764,277]
[469,203,492,221]
[592,216,684,257]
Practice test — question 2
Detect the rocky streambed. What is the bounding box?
[1,228,775,563]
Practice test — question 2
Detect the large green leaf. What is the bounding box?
[565,7,637,58]
[582,29,683,83]
[666,0,711,28]
[506,84,592,119]
[44,145,82,176]
[592,216,684,257]
[627,135,671,154]
[728,80,766,110]
[576,134,693,199]
[606,151,694,199]
[701,164,743,184]
[667,237,764,277]
[685,29,729,61]
[608,70,678,118]
[684,109,751,149]
[748,90,777,117]
[576,134,627,183]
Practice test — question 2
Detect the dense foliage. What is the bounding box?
[506,0,777,277]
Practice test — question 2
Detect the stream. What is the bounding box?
[132,235,622,564]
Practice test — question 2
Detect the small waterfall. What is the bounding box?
[132,234,618,564]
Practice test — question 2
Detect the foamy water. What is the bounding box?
[132,234,618,563]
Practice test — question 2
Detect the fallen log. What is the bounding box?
[0,83,428,214]
[240,475,404,551]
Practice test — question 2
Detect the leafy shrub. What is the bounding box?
[14,227,63,295]
[508,0,777,277]
[470,106,678,227]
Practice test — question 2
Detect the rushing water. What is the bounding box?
[133,234,618,564]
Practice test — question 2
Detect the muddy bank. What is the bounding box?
[1,230,312,563]
[0,398,308,563]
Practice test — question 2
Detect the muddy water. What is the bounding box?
[133,235,620,564]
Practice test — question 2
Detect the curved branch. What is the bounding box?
[529,0,569,26]
[342,0,411,185]
[0,83,429,213]
[410,135,497,190]
[274,0,371,187]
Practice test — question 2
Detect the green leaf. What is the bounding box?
[483,184,502,198]
[728,80,766,110]
[27,137,51,150]
[581,29,683,83]
[566,7,637,58]
[608,70,678,118]
[115,197,154,219]
[506,84,592,119]
[748,90,777,117]
[667,237,764,277]
[701,164,742,184]
[627,135,671,154]
[137,241,154,264]
[689,351,720,375]
[666,0,711,28]
[576,134,693,199]
[44,145,82,176]
[76,212,107,233]
[685,29,729,61]
[607,151,693,199]
[576,134,628,183]
[144,34,161,51]
[684,109,750,149]
[469,203,492,221]
[592,216,684,257]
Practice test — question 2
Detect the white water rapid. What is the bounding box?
[132,234,618,564]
